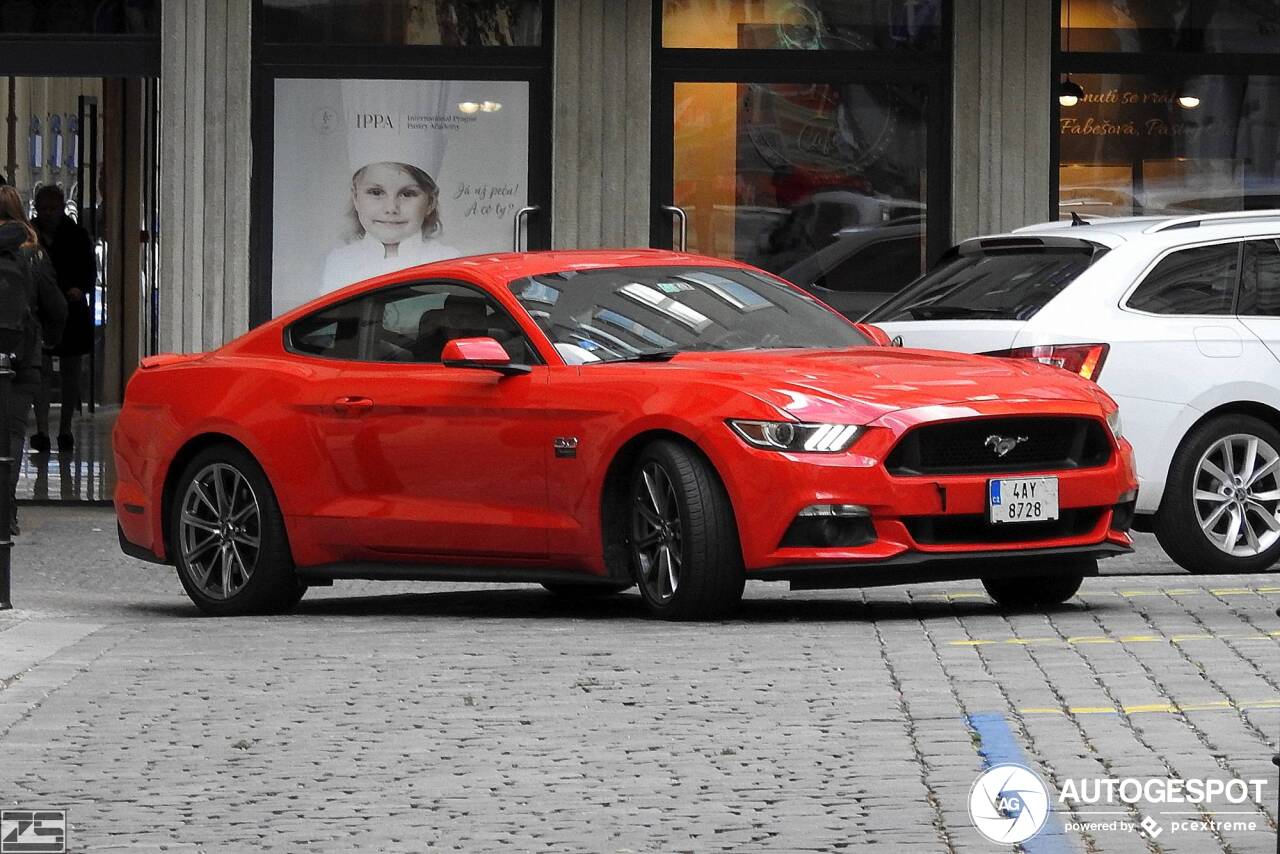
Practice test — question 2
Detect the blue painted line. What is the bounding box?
[969,712,1076,854]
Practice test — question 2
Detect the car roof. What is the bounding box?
[253,249,757,336]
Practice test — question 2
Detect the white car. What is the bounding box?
[864,210,1280,575]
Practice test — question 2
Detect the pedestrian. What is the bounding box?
[0,186,66,534]
[30,184,93,452]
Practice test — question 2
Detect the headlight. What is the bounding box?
[728,420,863,453]
[1106,409,1123,439]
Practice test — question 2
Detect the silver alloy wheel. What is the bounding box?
[632,461,682,602]
[1192,433,1280,557]
[178,462,262,599]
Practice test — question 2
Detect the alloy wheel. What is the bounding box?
[178,462,263,599]
[631,461,683,602]
[1192,433,1280,557]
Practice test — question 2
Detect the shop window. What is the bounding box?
[662,0,941,51]
[1126,243,1239,316]
[261,0,542,46]
[1058,72,1280,216]
[1061,0,1280,54]
[673,81,929,278]
[0,0,156,34]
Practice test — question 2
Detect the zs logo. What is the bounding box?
[0,810,66,854]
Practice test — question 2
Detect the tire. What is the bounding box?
[541,581,632,598]
[982,560,1090,609]
[169,444,305,616]
[1154,414,1280,574]
[627,440,745,620]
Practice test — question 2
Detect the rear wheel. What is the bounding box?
[170,445,305,616]
[627,440,744,620]
[981,560,1090,609]
[1154,415,1280,574]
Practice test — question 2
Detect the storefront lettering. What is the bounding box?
[1060,117,1138,136]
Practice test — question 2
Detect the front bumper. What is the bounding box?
[717,401,1139,575]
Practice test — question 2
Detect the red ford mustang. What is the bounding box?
[114,250,1137,619]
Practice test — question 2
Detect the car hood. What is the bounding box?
[649,347,1102,423]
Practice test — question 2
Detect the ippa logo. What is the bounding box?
[968,764,1051,844]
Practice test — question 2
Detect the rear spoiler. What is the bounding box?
[139,353,204,370]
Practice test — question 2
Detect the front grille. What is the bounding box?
[885,417,1111,476]
[904,508,1105,545]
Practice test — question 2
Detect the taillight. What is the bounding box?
[986,343,1110,381]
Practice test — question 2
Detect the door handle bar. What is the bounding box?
[513,205,539,252]
[661,204,687,252]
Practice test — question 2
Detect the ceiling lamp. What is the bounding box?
[458,101,481,114]
[1058,77,1085,108]
[480,101,502,113]
[1177,94,1201,109]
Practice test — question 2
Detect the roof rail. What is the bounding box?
[1144,209,1280,233]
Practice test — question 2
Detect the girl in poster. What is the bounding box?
[321,159,459,291]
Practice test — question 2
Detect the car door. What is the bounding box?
[288,280,551,562]
[1239,237,1280,365]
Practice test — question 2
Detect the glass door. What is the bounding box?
[653,1,950,320]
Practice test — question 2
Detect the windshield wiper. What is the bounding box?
[606,349,681,363]
[906,305,1009,320]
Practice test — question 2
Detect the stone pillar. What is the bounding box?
[552,0,652,249]
[159,0,252,354]
[952,0,1054,242]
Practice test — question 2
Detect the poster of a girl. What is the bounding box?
[321,159,459,291]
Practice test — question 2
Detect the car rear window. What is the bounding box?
[864,239,1103,323]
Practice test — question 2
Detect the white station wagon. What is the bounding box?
[865,210,1280,575]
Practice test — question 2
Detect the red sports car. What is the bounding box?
[114,250,1137,620]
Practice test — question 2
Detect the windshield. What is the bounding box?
[864,242,1101,323]
[507,265,870,364]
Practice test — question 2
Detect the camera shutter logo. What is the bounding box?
[968,764,1051,844]
[1,809,66,854]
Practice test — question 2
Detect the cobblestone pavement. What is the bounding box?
[1,506,1278,852]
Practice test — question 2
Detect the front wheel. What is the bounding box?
[627,440,744,620]
[982,561,1090,609]
[170,445,305,616]
[1154,415,1280,574]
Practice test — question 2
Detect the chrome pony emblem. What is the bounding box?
[985,435,1029,457]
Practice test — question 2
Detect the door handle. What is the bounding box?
[513,205,539,252]
[661,204,687,252]
[332,395,374,415]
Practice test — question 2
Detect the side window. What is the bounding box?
[1240,239,1280,317]
[371,283,540,364]
[286,282,540,364]
[1126,243,1239,316]
[286,297,367,359]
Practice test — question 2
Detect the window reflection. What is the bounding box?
[1061,0,1280,53]
[672,80,928,317]
[1059,72,1280,215]
[262,0,542,46]
[662,0,942,51]
[0,0,156,34]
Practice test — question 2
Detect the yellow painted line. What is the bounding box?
[1020,699,1252,717]
[948,633,1278,648]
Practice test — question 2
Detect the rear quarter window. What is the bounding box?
[1126,243,1239,316]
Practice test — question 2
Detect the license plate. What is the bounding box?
[988,477,1059,524]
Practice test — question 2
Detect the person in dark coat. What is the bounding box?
[31,184,93,452]
[0,186,67,533]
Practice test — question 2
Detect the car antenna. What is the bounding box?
[1070,211,1089,226]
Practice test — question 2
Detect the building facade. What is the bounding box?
[1,0,1277,403]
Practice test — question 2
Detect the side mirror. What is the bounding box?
[441,337,531,376]
[853,323,896,347]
